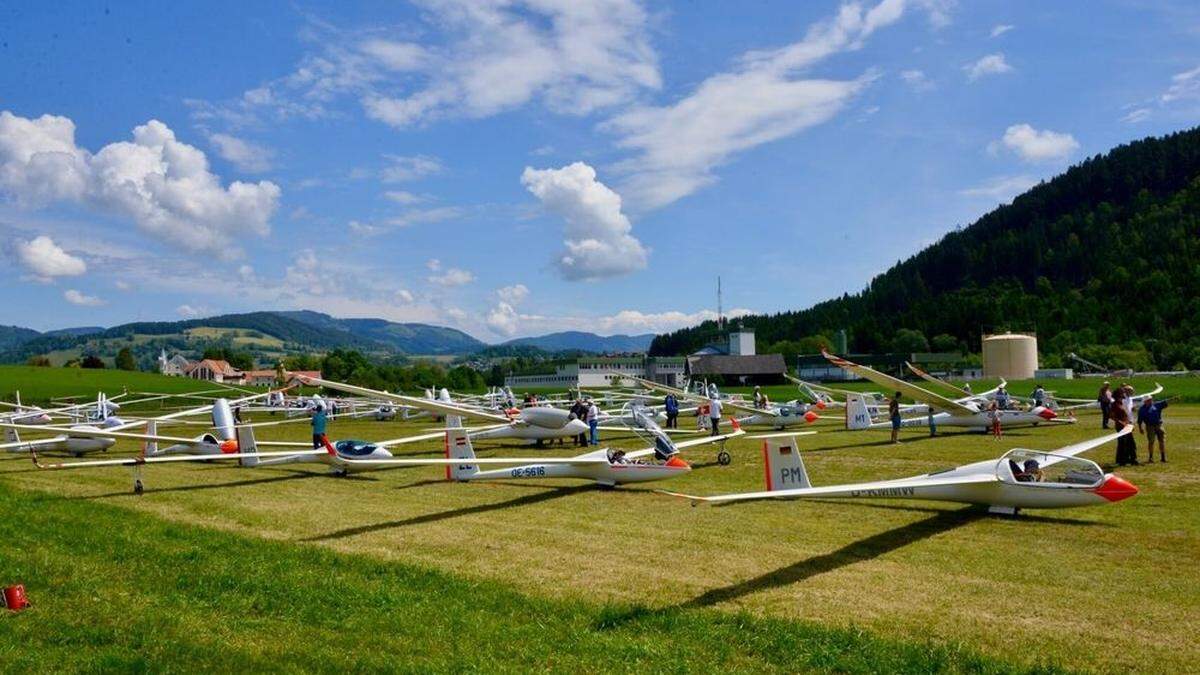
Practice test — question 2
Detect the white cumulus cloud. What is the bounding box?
[176,304,202,318]
[63,288,104,306]
[496,283,530,305]
[360,0,660,127]
[521,162,647,281]
[14,235,87,280]
[207,132,274,173]
[992,124,1079,163]
[0,111,280,258]
[428,266,475,287]
[964,53,1013,81]
[990,24,1014,38]
[603,0,918,210]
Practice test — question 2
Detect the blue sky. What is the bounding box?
[2,1,1199,340]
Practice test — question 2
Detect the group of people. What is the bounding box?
[1098,381,1169,465]
[567,398,602,447]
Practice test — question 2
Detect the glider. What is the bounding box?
[661,426,1138,515]
[823,351,1072,431]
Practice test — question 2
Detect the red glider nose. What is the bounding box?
[804,411,819,423]
[219,439,240,453]
[1037,407,1057,420]
[1094,474,1139,502]
[665,455,690,470]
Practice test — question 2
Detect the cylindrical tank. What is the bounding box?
[982,333,1038,380]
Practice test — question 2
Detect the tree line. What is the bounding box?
[652,127,1200,371]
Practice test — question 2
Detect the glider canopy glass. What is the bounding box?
[335,440,379,457]
[997,450,1104,487]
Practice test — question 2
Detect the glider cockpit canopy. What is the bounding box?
[996,449,1103,487]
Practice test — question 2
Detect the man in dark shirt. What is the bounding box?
[1137,396,1169,463]
[1110,390,1137,466]
[889,393,902,444]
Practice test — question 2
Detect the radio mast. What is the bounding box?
[717,276,723,330]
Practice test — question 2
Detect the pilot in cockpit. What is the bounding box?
[1010,458,1044,482]
[608,449,627,464]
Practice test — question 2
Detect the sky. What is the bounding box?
[2,1,1199,340]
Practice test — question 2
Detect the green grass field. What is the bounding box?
[0,365,257,405]
[2,369,1198,671]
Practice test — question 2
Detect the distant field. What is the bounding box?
[184,326,285,349]
[0,365,254,404]
[1,390,1195,672]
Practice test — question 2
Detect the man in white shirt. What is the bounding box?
[708,396,723,436]
[587,399,600,446]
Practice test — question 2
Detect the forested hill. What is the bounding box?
[651,127,1200,370]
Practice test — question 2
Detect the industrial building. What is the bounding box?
[981,332,1039,380]
[504,356,686,389]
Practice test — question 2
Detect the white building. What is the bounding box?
[158,349,192,376]
[505,356,685,389]
[728,327,755,356]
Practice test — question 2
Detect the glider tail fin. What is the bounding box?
[844,393,873,430]
[762,436,810,491]
[212,398,235,441]
[237,425,259,467]
[143,421,158,456]
[3,426,18,445]
[445,427,478,481]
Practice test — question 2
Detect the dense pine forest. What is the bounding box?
[651,127,1200,370]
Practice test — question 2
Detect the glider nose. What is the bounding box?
[804,411,819,423]
[1094,474,1139,502]
[219,439,240,453]
[665,455,690,470]
[1036,407,1057,420]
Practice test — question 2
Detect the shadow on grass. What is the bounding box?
[300,484,594,542]
[57,469,323,499]
[803,500,1110,526]
[596,508,984,629]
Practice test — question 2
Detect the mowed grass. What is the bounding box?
[0,365,255,405]
[0,483,1055,673]
[2,390,1198,671]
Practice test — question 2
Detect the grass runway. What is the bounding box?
[0,396,1197,672]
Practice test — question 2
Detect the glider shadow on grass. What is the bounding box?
[300,483,594,542]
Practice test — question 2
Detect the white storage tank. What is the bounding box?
[982,333,1038,380]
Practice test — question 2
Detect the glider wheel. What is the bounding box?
[133,479,144,496]
[717,450,731,466]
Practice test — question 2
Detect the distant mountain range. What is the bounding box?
[501,331,654,353]
[0,311,654,364]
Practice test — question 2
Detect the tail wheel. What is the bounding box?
[133,479,144,495]
[717,450,731,466]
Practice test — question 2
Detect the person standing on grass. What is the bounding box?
[889,392,902,444]
[708,395,723,436]
[1097,382,1113,429]
[988,400,1002,439]
[1137,395,1169,463]
[586,398,600,446]
[927,405,937,437]
[310,402,328,449]
[1031,384,1046,408]
[1110,388,1138,466]
[664,393,679,429]
[569,398,587,447]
